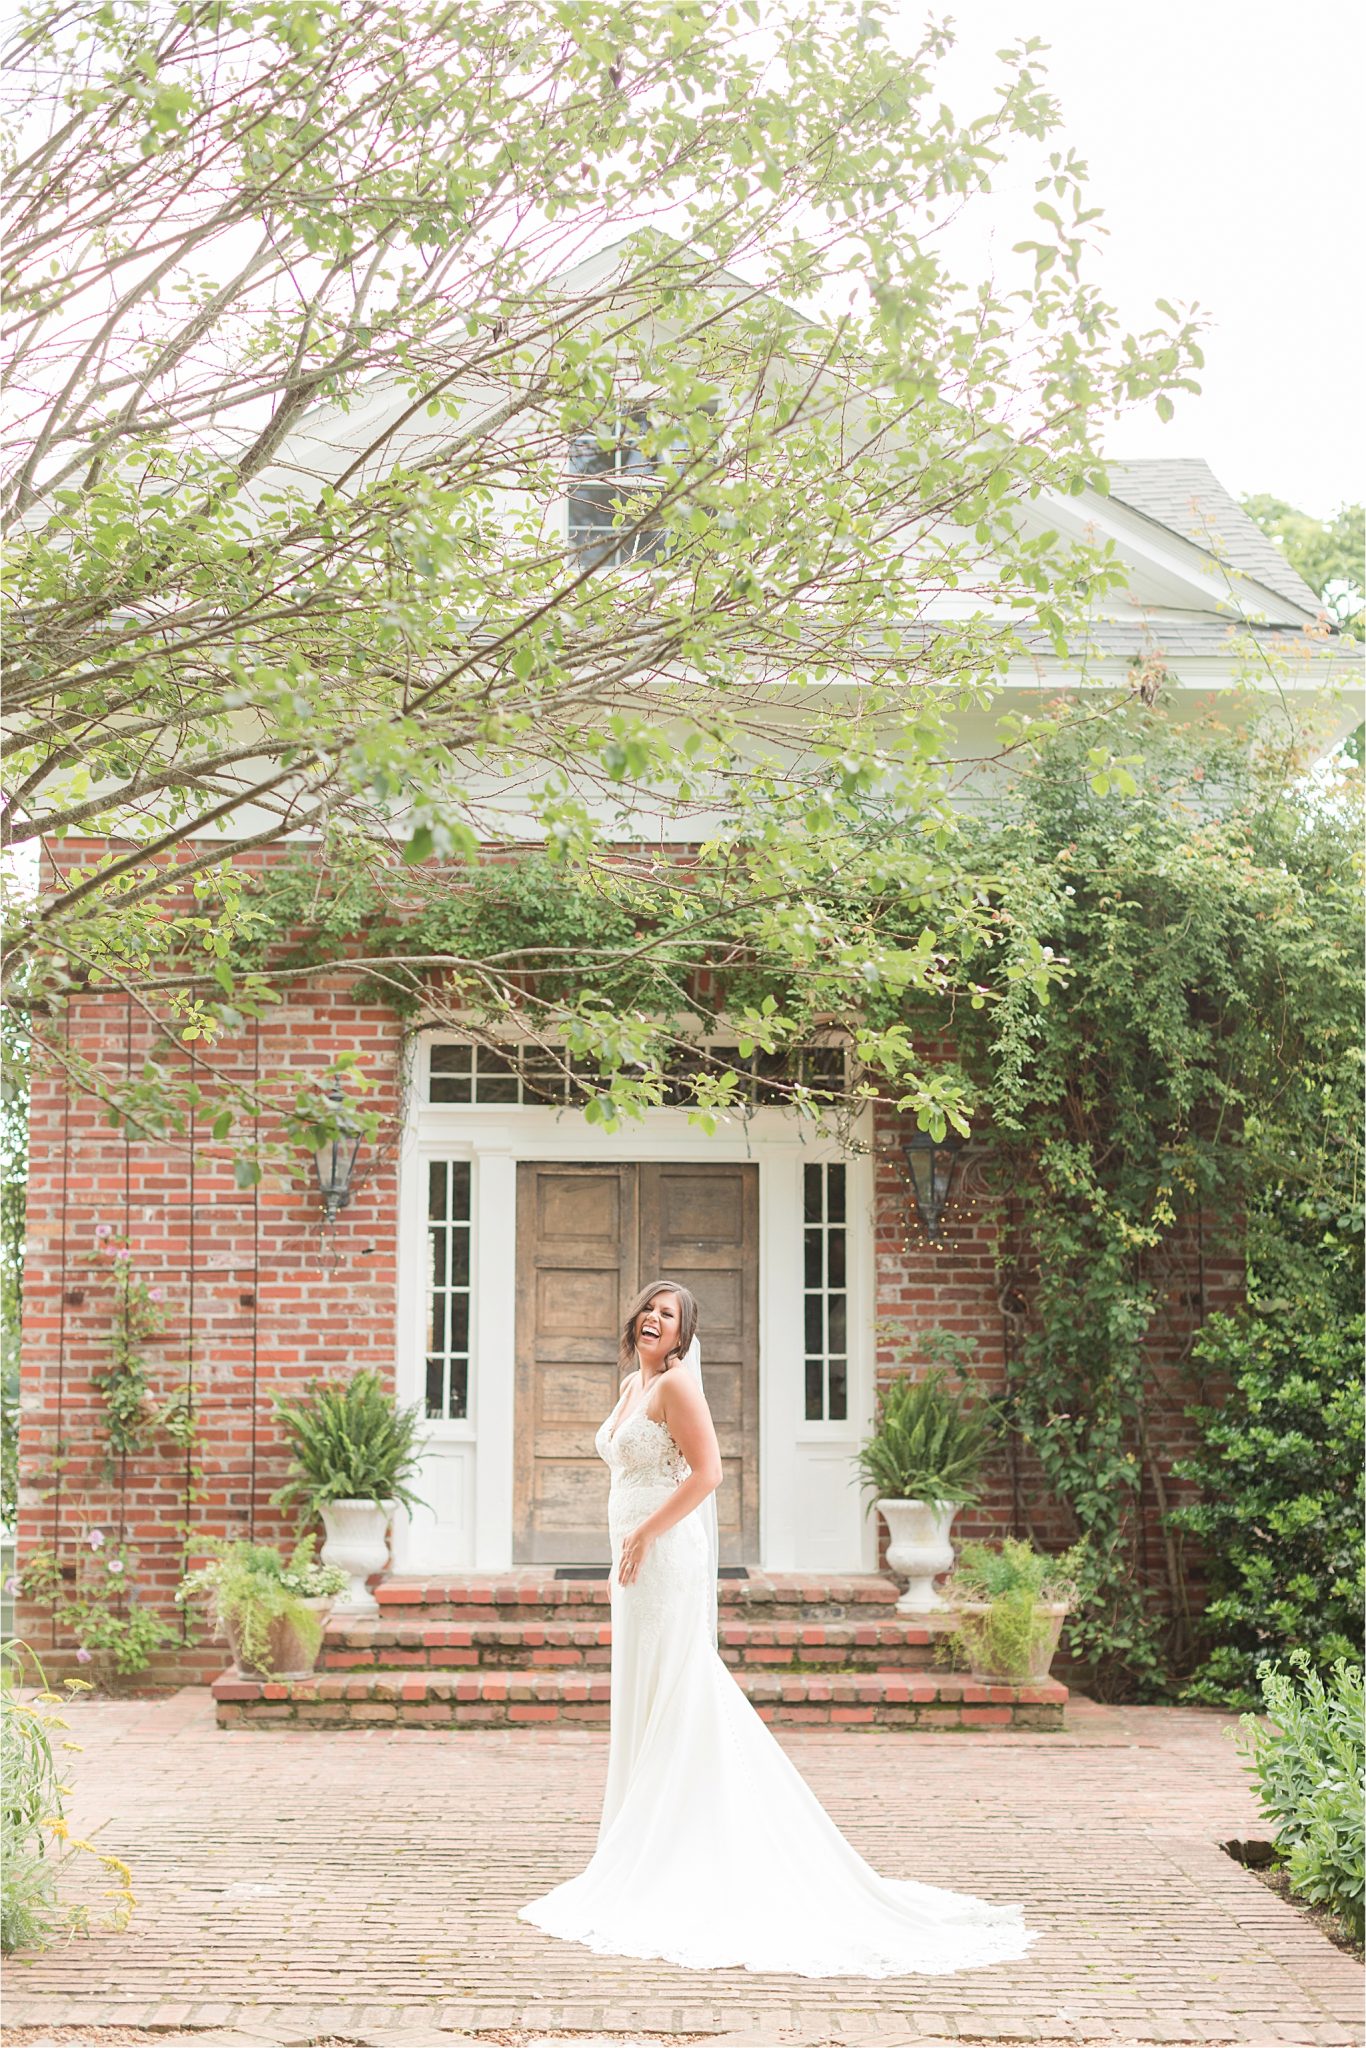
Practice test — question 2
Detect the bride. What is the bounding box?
[519,1280,1041,1979]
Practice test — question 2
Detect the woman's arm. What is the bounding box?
[616,1370,722,1585]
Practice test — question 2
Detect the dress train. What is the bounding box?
[519,1401,1040,1978]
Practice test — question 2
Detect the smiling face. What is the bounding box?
[619,1278,699,1375]
[633,1289,681,1372]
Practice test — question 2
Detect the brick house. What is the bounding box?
[15,441,1354,1695]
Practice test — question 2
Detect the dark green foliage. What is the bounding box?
[855,1365,1001,1507]
[1172,1198,1364,1706]
[271,1369,427,1518]
[938,702,1363,1700]
[238,849,691,1021]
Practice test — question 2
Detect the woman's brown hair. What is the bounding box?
[619,1280,699,1373]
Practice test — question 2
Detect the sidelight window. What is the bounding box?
[426,1159,472,1420]
[802,1162,848,1422]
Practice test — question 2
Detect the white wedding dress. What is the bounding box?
[518,1380,1041,1979]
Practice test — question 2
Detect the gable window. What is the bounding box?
[566,411,670,568]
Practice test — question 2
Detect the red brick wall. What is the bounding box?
[17,860,405,1678]
[16,843,1241,1683]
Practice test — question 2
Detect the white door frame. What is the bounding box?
[392,1076,876,1573]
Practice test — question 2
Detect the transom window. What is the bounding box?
[426,1159,472,1420]
[427,1039,846,1108]
[803,1162,848,1422]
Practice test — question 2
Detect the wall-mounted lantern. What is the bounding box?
[903,1128,966,1241]
[314,1080,362,1223]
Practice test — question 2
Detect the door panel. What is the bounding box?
[639,1163,760,1565]
[514,1161,760,1564]
[514,1164,638,1562]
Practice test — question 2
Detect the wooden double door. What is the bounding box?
[513,1162,759,1564]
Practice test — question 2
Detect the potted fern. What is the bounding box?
[937,1537,1085,1682]
[854,1344,1001,1614]
[270,1371,426,1616]
[177,1536,348,1679]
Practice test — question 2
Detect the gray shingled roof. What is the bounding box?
[1105,459,1322,615]
[888,619,1350,668]
[1011,619,1352,665]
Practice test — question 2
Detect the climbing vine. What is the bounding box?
[87,1229,193,1466]
[929,700,1363,1699]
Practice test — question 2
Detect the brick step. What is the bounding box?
[373,1570,906,1623]
[320,1614,953,1674]
[213,1665,1067,1732]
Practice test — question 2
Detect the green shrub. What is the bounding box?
[1,1644,134,1952]
[935,703,1363,1700]
[271,1369,426,1519]
[854,1361,1001,1508]
[1172,1198,1364,1708]
[1239,1653,1364,1944]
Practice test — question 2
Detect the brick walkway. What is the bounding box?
[2,1689,1360,2048]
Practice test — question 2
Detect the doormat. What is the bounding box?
[553,1565,751,1580]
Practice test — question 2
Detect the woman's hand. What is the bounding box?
[617,1523,654,1587]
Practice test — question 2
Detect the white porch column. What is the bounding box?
[759,1147,803,1570]
[472,1143,516,1570]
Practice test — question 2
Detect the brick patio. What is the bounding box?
[2,1688,1360,2048]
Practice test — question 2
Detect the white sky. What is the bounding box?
[916,0,1363,518]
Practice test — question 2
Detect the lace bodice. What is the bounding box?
[596,1403,690,1489]
[596,1402,693,1555]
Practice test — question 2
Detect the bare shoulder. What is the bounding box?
[661,1364,708,1417]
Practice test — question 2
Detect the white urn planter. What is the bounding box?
[876,1498,960,1614]
[319,1499,394,1617]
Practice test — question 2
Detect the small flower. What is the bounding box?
[94,1223,112,1240]
[88,1530,105,1551]
[107,1559,125,1575]
[148,1288,165,1304]
[75,1647,93,1664]
[3,1574,17,1594]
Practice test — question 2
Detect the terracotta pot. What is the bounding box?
[875,1498,961,1613]
[224,1595,334,1679]
[951,1598,1070,1682]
